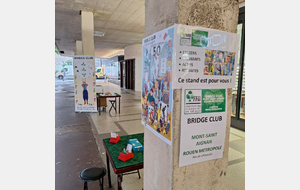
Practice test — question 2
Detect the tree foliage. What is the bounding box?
[66,59,72,65]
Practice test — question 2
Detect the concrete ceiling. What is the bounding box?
[55,0,145,58]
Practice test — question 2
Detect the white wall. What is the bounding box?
[135,57,143,91]
[124,44,142,91]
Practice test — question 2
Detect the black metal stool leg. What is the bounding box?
[99,178,104,190]
[109,101,117,114]
[109,104,113,113]
[84,181,88,190]
[137,170,141,179]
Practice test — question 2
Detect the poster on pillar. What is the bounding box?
[141,25,174,146]
[73,56,97,112]
[179,88,227,167]
[172,24,240,89]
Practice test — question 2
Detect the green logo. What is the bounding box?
[192,30,208,47]
[186,91,194,102]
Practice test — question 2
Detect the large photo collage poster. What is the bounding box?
[73,56,97,112]
[141,26,174,145]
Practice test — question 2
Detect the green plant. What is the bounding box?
[55,48,59,55]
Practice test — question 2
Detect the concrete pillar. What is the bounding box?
[75,40,82,55]
[124,44,142,91]
[144,0,239,190]
[81,11,94,55]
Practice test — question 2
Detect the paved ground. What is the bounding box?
[55,79,109,190]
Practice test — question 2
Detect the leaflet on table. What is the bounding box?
[179,88,227,167]
[172,24,240,89]
[73,56,97,112]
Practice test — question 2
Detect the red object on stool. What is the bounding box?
[109,135,120,143]
[118,152,134,162]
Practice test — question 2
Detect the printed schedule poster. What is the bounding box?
[141,25,174,146]
[179,88,227,167]
[73,56,97,112]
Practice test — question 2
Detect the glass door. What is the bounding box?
[231,6,245,131]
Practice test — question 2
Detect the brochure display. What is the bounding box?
[73,56,97,112]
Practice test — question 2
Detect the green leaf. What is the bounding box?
[55,48,59,55]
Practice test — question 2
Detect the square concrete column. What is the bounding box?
[81,11,94,56]
[144,0,239,190]
[75,40,82,55]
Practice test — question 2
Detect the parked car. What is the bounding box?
[95,67,105,79]
[56,66,74,79]
[56,69,66,79]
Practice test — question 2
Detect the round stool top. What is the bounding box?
[79,167,106,181]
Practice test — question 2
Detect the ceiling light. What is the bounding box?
[94,31,105,36]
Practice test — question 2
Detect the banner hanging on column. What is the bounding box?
[179,88,227,167]
[73,56,97,112]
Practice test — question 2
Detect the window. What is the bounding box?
[231,6,245,130]
[239,49,245,119]
[232,23,243,117]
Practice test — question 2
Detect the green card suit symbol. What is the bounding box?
[82,68,86,71]
[186,91,194,102]
[181,29,186,36]
[82,73,86,77]
[81,62,86,66]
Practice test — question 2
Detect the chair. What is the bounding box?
[109,100,117,114]
[79,167,107,190]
